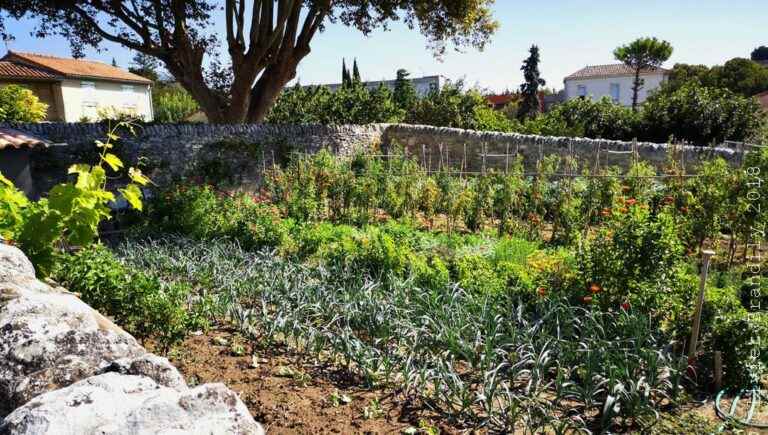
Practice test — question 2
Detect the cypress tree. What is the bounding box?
[518,45,546,120]
[352,58,361,83]
[342,58,351,87]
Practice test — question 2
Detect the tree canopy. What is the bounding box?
[752,46,768,62]
[614,37,673,111]
[665,58,768,97]
[0,1,497,124]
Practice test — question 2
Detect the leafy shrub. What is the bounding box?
[150,184,289,251]
[641,82,764,144]
[579,203,685,311]
[154,85,199,123]
[0,84,48,122]
[454,253,505,294]
[52,244,207,352]
[529,96,640,140]
[712,311,768,387]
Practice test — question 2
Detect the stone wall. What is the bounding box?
[0,243,264,434]
[382,124,743,174]
[2,122,745,191]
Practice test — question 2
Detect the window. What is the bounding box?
[576,85,587,97]
[610,83,620,103]
[121,84,137,110]
[81,81,96,104]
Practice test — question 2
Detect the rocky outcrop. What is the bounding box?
[1,373,262,435]
[0,243,263,434]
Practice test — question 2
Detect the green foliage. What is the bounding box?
[642,81,765,144]
[0,122,148,273]
[752,46,768,62]
[613,37,673,110]
[665,58,768,97]
[153,85,199,123]
[579,203,685,311]
[267,83,404,125]
[52,244,207,352]
[150,184,289,252]
[532,96,640,140]
[712,311,768,387]
[0,84,48,122]
[393,69,418,112]
[518,44,545,120]
[407,81,516,131]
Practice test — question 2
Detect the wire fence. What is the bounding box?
[278,138,763,180]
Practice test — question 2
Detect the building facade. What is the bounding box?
[563,64,669,107]
[0,51,153,122]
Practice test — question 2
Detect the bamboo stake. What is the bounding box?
[688,250,715,360]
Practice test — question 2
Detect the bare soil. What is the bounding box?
[165,327,461,435]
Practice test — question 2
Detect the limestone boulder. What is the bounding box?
[0,372,264,435]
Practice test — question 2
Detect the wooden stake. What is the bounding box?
[688,250,715,360]
[714,351,723,391]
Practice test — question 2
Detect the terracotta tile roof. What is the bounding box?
[0,61,61,81]
[486,94,516,106]
[0,128,51,150]
[2,51,152,84]
[565,64,670,80]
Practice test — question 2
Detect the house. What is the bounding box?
[0,128,50,198]
[0,51,153,122]
[754,90,768,112]
[313,75,446,97]
[563,64,670,107]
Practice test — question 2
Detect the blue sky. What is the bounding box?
[1,0,764,93]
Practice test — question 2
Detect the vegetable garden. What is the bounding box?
[2,126,768,433]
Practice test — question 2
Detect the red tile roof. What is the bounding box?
[486,94,516,106]
[0,128,51,150]
[2,51,152,84]
[0,61,61,81]
[565,64,670,80]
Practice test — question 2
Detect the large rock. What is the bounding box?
[0,373,264,435]
[0,243,264,434]
[0,266,145,415]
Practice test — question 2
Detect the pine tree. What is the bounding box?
[111,58,118,67]
[518,45,546,120]
[128,52,160,82]
[342,58,351,87]
[352,58,361,83]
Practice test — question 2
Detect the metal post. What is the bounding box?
[688,250,715,360]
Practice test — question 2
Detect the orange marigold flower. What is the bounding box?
[626,198,637,206]
[589,283,602,294]
[680,206,689,214]
[537,287,547,297]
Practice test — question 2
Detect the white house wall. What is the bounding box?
[564,73,667,107]
[59,79,153,122]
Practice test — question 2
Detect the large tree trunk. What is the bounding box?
[631,68,641,112]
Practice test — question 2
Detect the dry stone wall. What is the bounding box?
[2,122,745,191]
[0,243,264,435]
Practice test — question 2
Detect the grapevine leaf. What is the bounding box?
[120,184,143,211]
[103,153,124,171]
